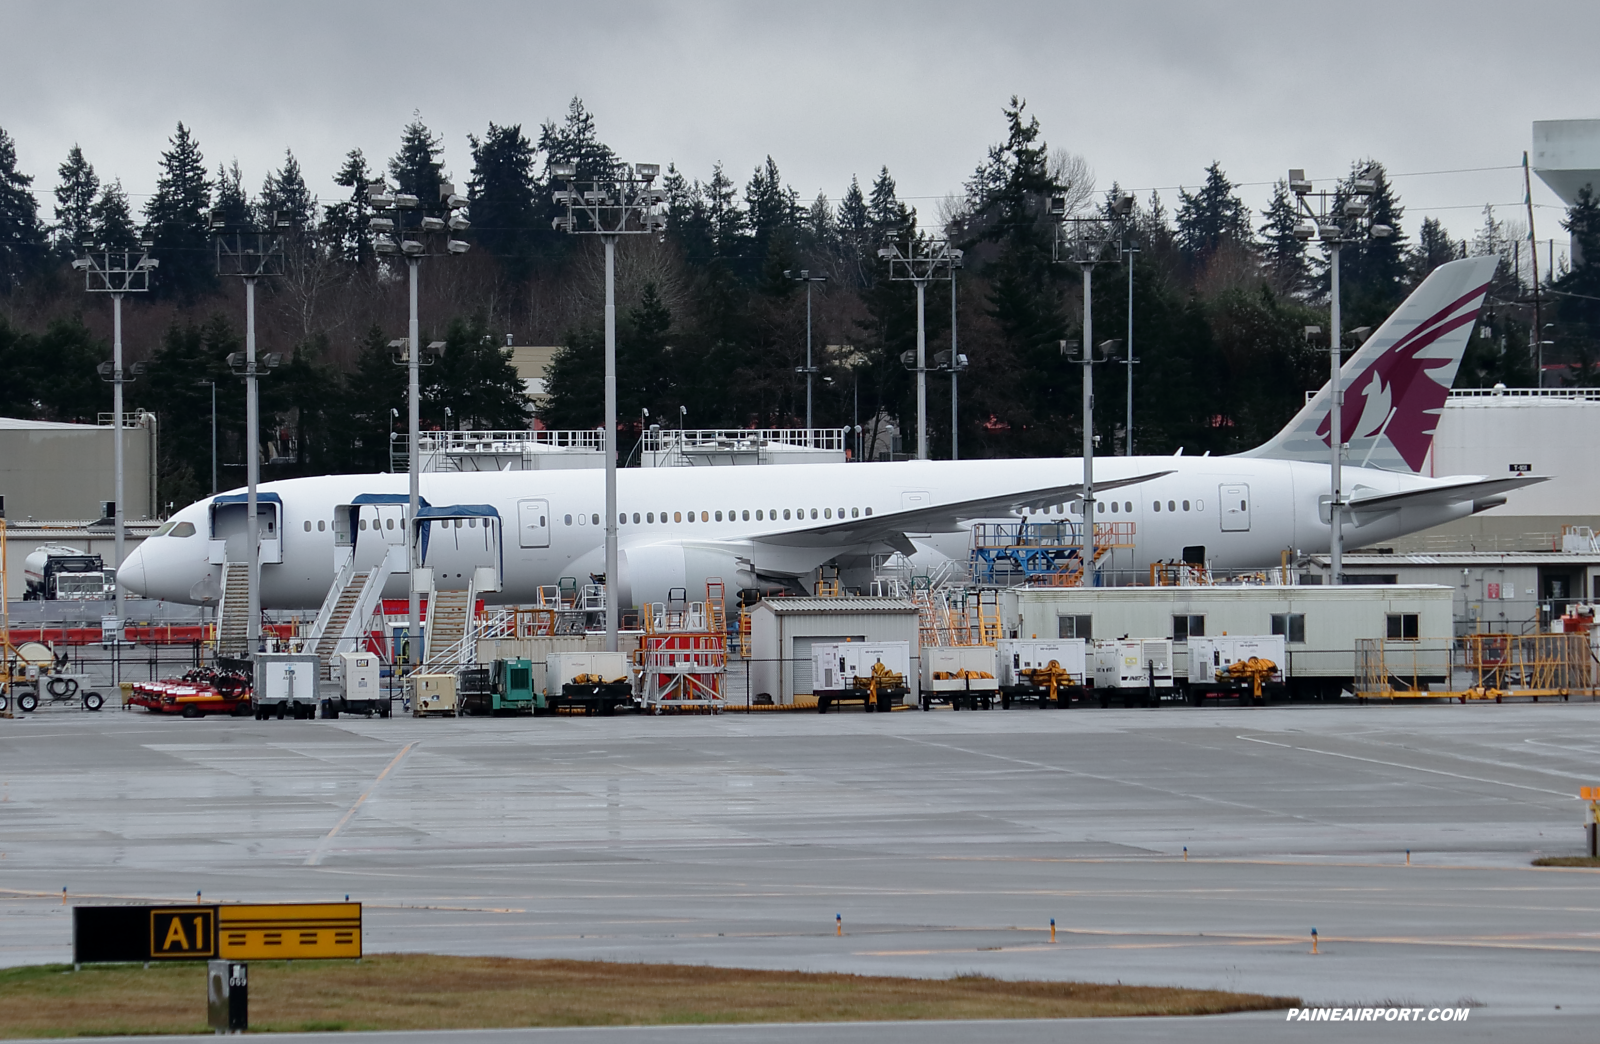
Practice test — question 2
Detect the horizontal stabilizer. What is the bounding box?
[1345,474,1546,518]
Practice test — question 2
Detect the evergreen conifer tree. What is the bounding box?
[92,180,138,249]
[1258,179,1309,295]
[0,125,45,289]
[323,149,373,264]
[839,175,870,287]
[537,97,617,181]
[389,116,446,214]
[54,144,99,250]
[1408,216,1460,284]
[1333,161,1409,322]
[1175,162,1251,267]
[259,149,315,228]
[468,122,539,279]
[213,159,252,232]
[144,122,215,300]
[703,163,745,257]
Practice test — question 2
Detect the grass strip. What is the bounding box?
[0,954,1296,1036]
[1533,855,1600,867]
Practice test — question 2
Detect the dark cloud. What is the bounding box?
[4,0,1596,242]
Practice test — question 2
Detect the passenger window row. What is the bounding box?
[562,506,876,526]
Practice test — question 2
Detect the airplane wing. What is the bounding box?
[754,471,1175,548]
[1346,475,1546,517]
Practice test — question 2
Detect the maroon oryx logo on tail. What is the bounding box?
[1315,281,1491,472]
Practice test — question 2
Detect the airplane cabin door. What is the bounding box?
[1219,484,1251,532]
[517,498,551,548]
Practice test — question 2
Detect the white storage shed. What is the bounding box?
[747,597,920,704]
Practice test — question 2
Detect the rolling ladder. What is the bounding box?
[216,562,252,656]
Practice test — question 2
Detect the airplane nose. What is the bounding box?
[118,543,149,597]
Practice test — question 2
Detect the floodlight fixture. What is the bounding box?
[420,216,447,232]
[447,239,470,254]
[635,163,661,179]
[1318,223,1343,241]
[1112,194,1135,217]
[370,216,395,232]
[1287,170,1312,196]
[877,246,896,260]
[551,162,577,178]
[208,208,227,229]
[393,193,420,209]
[262,353,282,369]
[1353,176,1377,196]
[375,236,399,254]
[401,239,425,256]
[1370,224,1394,239]
[1048,194,1067,216]
[71,258,90,271]
[1293,219,1317,240]
[388,339,409,350]
[426,340,447,356]
[448,212,470,231]
[1343,198,1368,218]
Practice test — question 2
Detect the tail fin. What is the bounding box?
[1240,255,1498,473]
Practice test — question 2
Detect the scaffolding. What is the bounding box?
[1355,633,1599,701]
[636,580,727,713]
[969,519,1136,586]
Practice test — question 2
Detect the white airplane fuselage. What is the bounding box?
[122,455,1474,610]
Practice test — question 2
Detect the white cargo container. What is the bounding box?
[1092,639,1174,706]
[545,651,633,715]
[1185,635,1286,683]
[995,639,1088,707]
[811,641,912,713]
[919,645,1000,711]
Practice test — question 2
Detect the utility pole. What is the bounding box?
[74,235,157,664]
[369,179,471,670]
[551,161,668,653]
[1523,152,1545,386]
[1287,168,1393,586]
[786,270,827,435]
[1052,196,1132,586]
[882,239,962,460]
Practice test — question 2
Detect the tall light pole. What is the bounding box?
[369,178,471,669]
[1121,231,1139,455]
[73,235,157,647]
[211,208,297,654]
[1287,168,1392,586]
[785,269,827,434]
[881,239,962,460]
[550,160,668,653]
[1053,195,1132,586]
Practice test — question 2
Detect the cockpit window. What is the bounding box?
[168,521,196,538]
[154,521,174,536]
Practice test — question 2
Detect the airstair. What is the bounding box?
[302,546,407,674]
[217,562,251,657]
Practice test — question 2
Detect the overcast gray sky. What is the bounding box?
[4,0,1596,251]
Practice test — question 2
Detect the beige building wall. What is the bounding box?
[0,416,157,523]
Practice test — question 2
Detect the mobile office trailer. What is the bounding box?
[1184,635,1286,704]
[1092,639,1174,707]
[322,651,389,719]
[545,651,632,715]
[1013,585,1455,698]
[253,653,321,720]
[995,639,1088,707]
[919,645,1000,711]
[811,641,912,713]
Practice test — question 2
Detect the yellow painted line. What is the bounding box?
[305,742,416,867]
